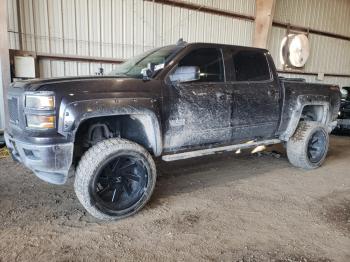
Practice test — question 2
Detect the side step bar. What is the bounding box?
[162,139,281,162]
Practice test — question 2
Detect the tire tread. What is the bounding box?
[74,138,156,221]
[286,121,329,169]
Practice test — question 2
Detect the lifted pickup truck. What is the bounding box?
[5,42,340,220]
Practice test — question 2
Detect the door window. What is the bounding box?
[232,51,271,81]
[178,48,224,82]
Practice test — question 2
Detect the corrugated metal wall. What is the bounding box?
[269,27,350,76]
[269,0,350,87]
[6,0,255,77]
[274,0,350,37]
[269,26,350,74]
[183,0,255,15]
[5,0,350,84]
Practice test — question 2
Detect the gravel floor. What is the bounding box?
[0,135,349,262]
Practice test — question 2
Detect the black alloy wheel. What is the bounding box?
[91,155,148,214]
[74,138,157,220]
[286,121,329,169]
[307,130,327,163]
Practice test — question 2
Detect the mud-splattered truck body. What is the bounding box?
[4,42,341,220]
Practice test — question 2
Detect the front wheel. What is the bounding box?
[74,138,156,220]
[286,121,329,169]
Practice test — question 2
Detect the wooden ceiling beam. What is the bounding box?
[253,0,276,49]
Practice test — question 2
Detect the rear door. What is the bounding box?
[226,49,280,142]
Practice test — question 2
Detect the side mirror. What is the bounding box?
[141,63,155,80]
[170,66,200,83]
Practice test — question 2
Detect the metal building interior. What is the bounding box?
[0,0,349,261]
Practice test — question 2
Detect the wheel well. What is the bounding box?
[300,105,326,122]
[73,114,158,162]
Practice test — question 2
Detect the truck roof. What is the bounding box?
[181,42,269,53]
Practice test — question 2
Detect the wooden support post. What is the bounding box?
[253,0,276,49]
[0,0,11,129]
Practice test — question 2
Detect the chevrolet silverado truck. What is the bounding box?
[4,42,340,220]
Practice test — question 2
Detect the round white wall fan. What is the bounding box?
[280,34,310,68]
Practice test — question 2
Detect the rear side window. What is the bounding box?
[179,48,224,82]
[232,50,271,81]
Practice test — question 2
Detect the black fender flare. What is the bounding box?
[58,97,162,156]
[279,95,331,141]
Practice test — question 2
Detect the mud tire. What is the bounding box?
[286,121,329,169]
[74,138,156,221]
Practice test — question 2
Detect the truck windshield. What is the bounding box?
[109,45,182,78]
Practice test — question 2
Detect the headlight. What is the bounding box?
[26,115,56,129]
[25,95,55,110]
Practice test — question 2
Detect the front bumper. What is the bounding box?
[4,132,74,185]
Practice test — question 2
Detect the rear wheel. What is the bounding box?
[286,121,329,169]
[74,138,156,220]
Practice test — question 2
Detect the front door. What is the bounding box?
[162,47,232,152]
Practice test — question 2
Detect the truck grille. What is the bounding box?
[8,97,19,124]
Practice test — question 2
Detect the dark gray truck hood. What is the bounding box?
[10,76,161,96]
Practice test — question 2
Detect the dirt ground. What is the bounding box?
[0,135,349,262]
